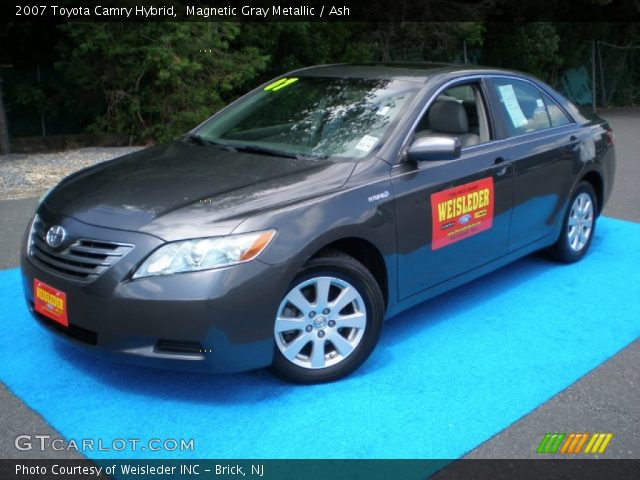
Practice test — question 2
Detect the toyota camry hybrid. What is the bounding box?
[21,63,615,383]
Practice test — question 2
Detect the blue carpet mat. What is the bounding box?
[0,217,639,460]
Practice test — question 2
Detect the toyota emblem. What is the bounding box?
[45,225,66,248]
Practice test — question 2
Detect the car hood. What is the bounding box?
[44,140,356,240]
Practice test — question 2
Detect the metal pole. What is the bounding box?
[0,77,10,155]
[463,39,468,64]
[591,41,596,112]
[597,41,607,108]
[37,64,46,137]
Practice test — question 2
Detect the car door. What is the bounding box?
[486,76,581,252]
[391,79,513,300]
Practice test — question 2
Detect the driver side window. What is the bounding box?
[414,83,493,148]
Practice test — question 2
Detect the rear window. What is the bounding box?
[491,78,572,137]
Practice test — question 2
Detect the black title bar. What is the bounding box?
[3,459,640,480]
[3,0,640,23]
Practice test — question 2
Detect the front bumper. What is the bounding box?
[20,214,291,373]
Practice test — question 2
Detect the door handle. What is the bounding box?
[568,135,581,150]
[493,157,509,176]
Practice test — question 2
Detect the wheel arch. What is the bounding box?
[580,170,604,216]
[310,237,389,309]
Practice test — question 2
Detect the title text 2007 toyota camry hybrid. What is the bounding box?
[21,64,615,383]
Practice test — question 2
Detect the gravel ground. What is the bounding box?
[0,147,145,200]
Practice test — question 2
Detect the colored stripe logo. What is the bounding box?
[537,432,613,454]
[264,77,299,91]
[584,433,614,454]
[537,433,565,453]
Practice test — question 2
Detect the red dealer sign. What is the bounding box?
[430,177,494,250]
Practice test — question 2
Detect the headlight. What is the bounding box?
[132,230,276,279]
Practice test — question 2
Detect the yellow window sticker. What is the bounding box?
[264,77,299,91]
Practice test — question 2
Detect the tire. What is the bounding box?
[548,181,598,263]
[271,250,384,384]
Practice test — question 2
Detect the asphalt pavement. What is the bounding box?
[598,109,640,223]
[0,109,638,460]
[0,197,35,270]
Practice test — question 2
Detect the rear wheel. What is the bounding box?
[271,250,384,384]
[548,181,597,263]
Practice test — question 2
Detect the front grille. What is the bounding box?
[29,215,133,283]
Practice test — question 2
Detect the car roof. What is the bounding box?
[289,62,528,83]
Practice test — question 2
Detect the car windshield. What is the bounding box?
[195,76,421,159]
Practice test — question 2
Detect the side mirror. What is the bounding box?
[407,135,461,162]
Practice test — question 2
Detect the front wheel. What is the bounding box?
[271,250,384,384]
[548,181,598,263]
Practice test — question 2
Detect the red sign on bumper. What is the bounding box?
[34,279,68,327]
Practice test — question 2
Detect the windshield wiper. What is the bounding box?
[186,134,221,147]
[230,144,300,159]
[189,137,325,160]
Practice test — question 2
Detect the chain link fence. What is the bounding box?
[594,41,640,108]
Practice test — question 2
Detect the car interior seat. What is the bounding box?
[416,100,480,147]
[462,99,480,135]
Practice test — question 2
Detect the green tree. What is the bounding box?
[484,23,563,82]
[236,23,374,79]
[59,22,268,142]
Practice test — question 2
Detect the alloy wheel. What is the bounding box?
[567,192,594,252]
[274,276,367,369]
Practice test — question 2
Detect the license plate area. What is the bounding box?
[34,279,68,327]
